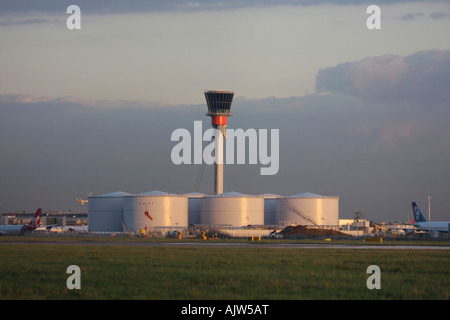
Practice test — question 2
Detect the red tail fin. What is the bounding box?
[24,208,42,230]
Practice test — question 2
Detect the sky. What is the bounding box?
[1,0,450,222]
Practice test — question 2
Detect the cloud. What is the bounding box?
[395,11,450,21]
[0,94,53,103]
[398,12,424,21]
[1,49,450,221]
[429,12,450,19]
[0,93,173,108]
[0,0,442,15]
[0,17,52,26]
[314,49,450,158]
[316,49,450,106]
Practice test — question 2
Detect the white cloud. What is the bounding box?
[316,49,450,105]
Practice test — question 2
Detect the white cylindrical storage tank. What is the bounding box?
[276,192,339,226]
[123,190,188,231]
[201,191,264,227]
[88,191,131,232]
[262,193,280,225]
[186,192,206,226]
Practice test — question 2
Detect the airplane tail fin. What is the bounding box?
[24,208,42,230]
[411,202,427,223]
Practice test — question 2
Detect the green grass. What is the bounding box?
[0,241,449,300]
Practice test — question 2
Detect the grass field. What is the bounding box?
[0,238,449,300]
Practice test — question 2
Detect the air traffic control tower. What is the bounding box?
[204,90,234,195]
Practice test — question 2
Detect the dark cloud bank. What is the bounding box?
[1,49,450,221]
[0,0,445,15]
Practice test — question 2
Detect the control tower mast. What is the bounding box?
[204,90,234,195]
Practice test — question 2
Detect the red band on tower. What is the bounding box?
[211,116,228,126]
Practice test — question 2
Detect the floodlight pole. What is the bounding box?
[428,195,432,235]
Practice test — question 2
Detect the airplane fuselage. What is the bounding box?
[413,221,450,233]
[0,208,42,235]
[0,225,26,235]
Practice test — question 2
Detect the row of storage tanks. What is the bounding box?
[88,190,339,232]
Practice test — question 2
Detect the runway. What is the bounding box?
[2,239,450,250]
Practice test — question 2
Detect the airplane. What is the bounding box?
[411,202,449,233]
[0,208,42,235]
[40,225,88,233]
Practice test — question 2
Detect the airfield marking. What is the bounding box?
[1,240,450,250]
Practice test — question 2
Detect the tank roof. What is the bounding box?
[261,193,281,198]
[184,192,207,197]
[207,191,263,198]
[285,192,339,199]
[129,190,186,197]
[89,191,132,198]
